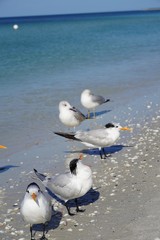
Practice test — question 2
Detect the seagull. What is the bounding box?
[81,89,110,118]
[59,100,87,129]
[20,182,52,240]
[54,123,132,159]
[34,155,92,216]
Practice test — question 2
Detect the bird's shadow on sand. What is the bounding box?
[46,187,100,214]
[66,144,132,157]
[85,110,111,119]
[0,165,19,173]
[83,144,128,157]
[32,210,62,238]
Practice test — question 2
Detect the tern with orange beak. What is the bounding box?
[54,123,132,159]
[34,155,92,216]
[20,182,52,240]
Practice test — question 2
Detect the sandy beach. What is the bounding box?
[0,100,160,240]
[1,11,160,240]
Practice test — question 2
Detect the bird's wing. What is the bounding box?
[70,107,86,120]
[40,193,52,221]
[50,172,72,188]
[91,94,105,104]
[47,173,80,200]
[75,129,110,146]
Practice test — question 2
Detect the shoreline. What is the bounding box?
[0,100,160,239]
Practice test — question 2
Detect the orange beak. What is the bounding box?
[31,193,37,201]
[79,154,83,160]
[120,127,132,131]
[0,145,7,149]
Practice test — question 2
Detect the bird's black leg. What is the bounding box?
[103,148,112,158]
[75,198,85,213]
[65,202,75,216]
[102,148,107,159]
[40,224,47,240]
[100,148,111,159]
[99,148,106,159]
[30,225,35,240]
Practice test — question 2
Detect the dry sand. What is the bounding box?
[0,107,160,240]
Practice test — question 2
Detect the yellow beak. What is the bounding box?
[0,145,7,149]
[31,193,37,201]
[120,127,132,131]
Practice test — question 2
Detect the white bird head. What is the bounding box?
[82,89,91,95]
[59,101,71,111]
[26,182,41,202]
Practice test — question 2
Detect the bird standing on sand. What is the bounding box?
[54,123,132,159]
[34,155,92,216]
[20,182,52,240]
[80,89,110,118]
[59,101,87,129]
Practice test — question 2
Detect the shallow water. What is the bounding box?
[0,11,160,159]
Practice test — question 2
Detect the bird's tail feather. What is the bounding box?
[34,169,46,182]
[54,132,79,141]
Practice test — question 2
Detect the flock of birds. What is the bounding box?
[19,89,132,240]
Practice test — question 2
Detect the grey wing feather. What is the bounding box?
[47,173,78,200]
[49,172,72,188]
[76,129,109,145]
[71,107,86,121]
[91,94,105,104]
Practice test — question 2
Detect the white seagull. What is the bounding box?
[81,89,110,118]
[34,155,92,216]
[20,182,52,240]
[54,123,132,159]
[59,100,87,129]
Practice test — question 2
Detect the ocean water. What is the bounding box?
[0,11,160,156]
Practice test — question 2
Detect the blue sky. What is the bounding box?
[0,0,160,17]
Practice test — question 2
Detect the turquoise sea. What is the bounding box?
[0,10,160,156]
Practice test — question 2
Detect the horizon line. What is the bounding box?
[0,8,160,20]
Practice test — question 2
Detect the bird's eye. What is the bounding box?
[26,190,29,193]
[38,189,40,193]
[116,126,118,128]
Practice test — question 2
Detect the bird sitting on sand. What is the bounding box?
[34,155,92,216]
[80,89,110,118]
[59,100,87,129]
[54,123,132,159]
[20,182,52,240]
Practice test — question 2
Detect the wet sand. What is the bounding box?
[0,104,160,240]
